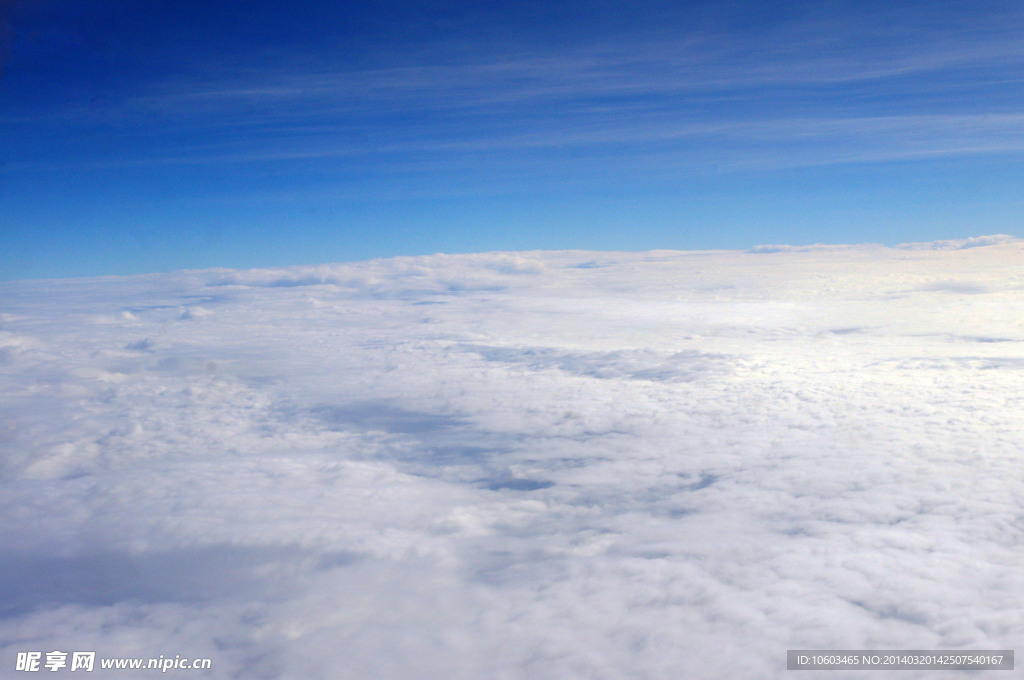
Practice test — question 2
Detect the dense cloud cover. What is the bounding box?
[2,238,1023,678]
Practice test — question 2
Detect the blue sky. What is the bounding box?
[2,0,1023,279]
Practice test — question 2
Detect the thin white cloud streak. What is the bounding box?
[140,15,1024,114]
[4,4,1023,185]
[10,113,1024,179]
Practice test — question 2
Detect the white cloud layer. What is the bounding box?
[2,238,1023,678]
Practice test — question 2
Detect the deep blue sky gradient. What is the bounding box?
[2,0,1023,278]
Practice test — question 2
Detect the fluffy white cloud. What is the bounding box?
[1,239,1022,678]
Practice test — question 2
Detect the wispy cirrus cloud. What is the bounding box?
[7,2,1024,175]
[10,111,1024,181]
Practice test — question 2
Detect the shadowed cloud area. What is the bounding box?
[1,238,1023,678]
